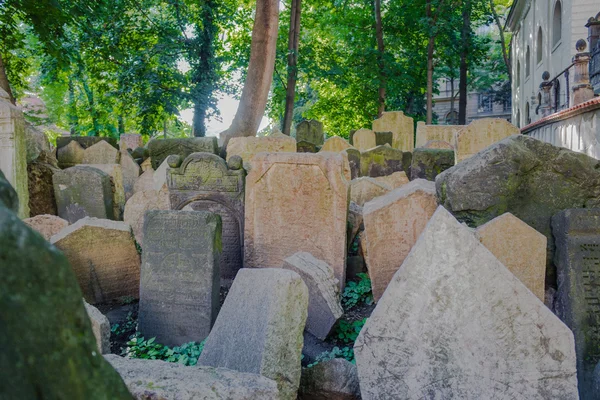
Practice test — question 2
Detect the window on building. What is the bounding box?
[445,110,458,125]
[478,93,493,113]
[553,1,562,47]
[537,27,543,64]
[517,61,521,85]
[525,46,531,77]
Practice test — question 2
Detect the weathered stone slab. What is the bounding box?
[56,136,118,151]
[51,218,141,304]
[296,120,324,146]
[476,213,546,302]
[199,268,308,400]
[410,147,455,181]
[82,140,120,164]
[436,135,600,286]
[120,150,140,201]
[372,111,414,152]
[372,171,409,189]
[374,131,392,146]
[148,137,218,169]
[362,179,437,301]
[133,169,154,194]
[415,121,463,148]
[352,128,376,151]
[168,152,245,281]
[27,151,59,216]
[299,358,360,400]
[0,203,130,399]
[245,152,350,289]
[282,252,343,340]
[455,118,519,163]
[343,148,360,180]
[139,210,221,347]
[0,92,29,218]
[24,123,51,163]
[553,208,600,399]
[53,166,114,223]
[57,140,85,168]
[227,134,296,169]
[423,139,454,149]
[87,164,125,220]
[349,177,390,207]
[119,134,143,151]
[355,206,579,399]
[296,140,318,153]
[359,144,411,178]
[153,158,170,191]
[84,302,110,354]
[123,188,170,246]
[105,355,280,400]
[24,214,68,240]
[320,136,353,153]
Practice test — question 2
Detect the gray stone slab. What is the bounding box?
[299,358,360,400]
[410,147,454,181]
[56,136,118,150]
[359,144,411,178]
[84,302,110,354]
[296,120,324,146]
[148,137,218,169]
[138,210,222,347]
[374,131,392,146]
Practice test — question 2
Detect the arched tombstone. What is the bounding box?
[168,152,245,282]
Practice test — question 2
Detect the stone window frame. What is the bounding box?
[552,0,562,49]
[537,26,544,65]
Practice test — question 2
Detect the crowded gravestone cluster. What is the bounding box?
[2,101,600,399]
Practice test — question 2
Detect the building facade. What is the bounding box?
[507,0,598,127]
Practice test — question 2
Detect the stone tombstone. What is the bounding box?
[374,131,393,146]
[139,210,222,347]
[56,136,118,151]
[53,166,114,223]
[415,121,463,148]
[423,139,454,149]
[359,144,411,178]
[84,302,110,354]
[454,118,519,163]
[355,206,579,400]
[0,204,131,399]
[226,134,297,169]
[349,177,391,207]
[23,214,68,241]
[123,188,170,246]
[24,123,51,163]
[343,147,360,180]
[362,179,437,301]
[244,152,350,289]
[476,213,546,302]
[372,171,409,189]
[553,208,600,399]
[86,164,125,220]
[296,119,324,146]
[133,169,155,194]
[282,252,343,340]
[352,128,376,151]
[50,217,141,304]
[168,152,245,281]
[410,147,455,181]
[28,151,59,216]
[119,133,143,151]
[296,140,318,153]
[82,140,120,164]
[57,140,85,169]
[299,358,360,400]
[148,137,218,169]
[120,149,140,201]
[0,90,29,218]
[372,111,414,152]
[319,136,353,153]
[199,268,308,400]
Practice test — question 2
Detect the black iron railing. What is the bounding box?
[548,63,575,113]
[591,41,600,95]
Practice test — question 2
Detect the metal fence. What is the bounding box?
[592,41,600,95]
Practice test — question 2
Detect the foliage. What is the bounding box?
[334,318,367,345]
[124,334,205,366]
[341,273,373,310]
[111,311,137,337]
[308,345,355,366]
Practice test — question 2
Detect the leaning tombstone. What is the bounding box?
[84,302,111,354]
[372,111,414,152]
[82,140,120,164]
[51,217,141,304]
[360,144,411,178]
[120,149,140,201]
[199,268,308,400]
[355,206,579,399]
[148,137,218,169]
[138,210,222,347]
[53,166,114,223]
[553,208,600,399]
[168,153,245,281]
[296,119,324,146]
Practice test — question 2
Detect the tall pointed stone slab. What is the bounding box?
[476,213,546,302]
[355,206,579,400]
[50,218,141,304]
[199,268,308,400]
[454,118,519,163]
[168,152,245,281]
[296,120,324,146]
[362,179,437,301]
[57,140,85,169]
[0,90,29,218]
[553,208,600,399]
[352,129,376,151]
[226,134,296,169]
[56,136,118,151]
[139,210,221,347]
[245,152,350,289]
[372,111,414,152]
[148,137,218,169]
[319,136,353,153]
[82,141,120,164]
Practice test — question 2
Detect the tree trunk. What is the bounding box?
[374,0,385,117]
[426,35,435,124]
[282,0,302,135]
[458,0,471,125]
[0,54,15,105]
[221,0,280,146]
[449,77,455,122]
[489,0,511,80]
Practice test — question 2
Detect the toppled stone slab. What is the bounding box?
[148,137,218,169]
[84,302,110,354]
[199,268,308,400]
[354,206,579,399]
[410,147,454,181]
[282,252,343,340]
[299,358,360,400]
[106,354,280,400]
[372,111,414,151]
[23,214,68,240]
[360,144,411,178]
[349,177,391,207]
[296,120,324,146]
[51,217,141,304]
[320,136,353,152]
[454,118,519,163]
[227,134,296,168]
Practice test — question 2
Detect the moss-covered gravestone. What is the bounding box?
[410,147,454,181]
[0,178,130,398]
[359,144,411,178]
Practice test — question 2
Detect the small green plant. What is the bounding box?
[111,311,137,336]
[308,346,355,367]
[334,318,367,344]
[124,334,205,366]
[341,273,373,310]
[119,295,136,305]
